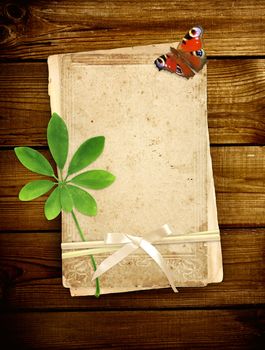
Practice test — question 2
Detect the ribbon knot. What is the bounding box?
[125,234,143,247]
[92,225,178,293]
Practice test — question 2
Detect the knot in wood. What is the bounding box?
[3,1,27,23]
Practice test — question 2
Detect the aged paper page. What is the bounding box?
[48,43,222,295]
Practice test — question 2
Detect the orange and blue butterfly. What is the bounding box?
[154,26,207,79]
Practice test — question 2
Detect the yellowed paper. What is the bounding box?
[48,43,223,296]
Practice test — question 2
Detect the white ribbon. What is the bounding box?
[61,227,220,293]
[91,224,178,292]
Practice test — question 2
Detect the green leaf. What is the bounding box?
[19,180,55,201]
[68,185,97,216]
[67,136,105,176]
[47,113,69,170]
[60,185,73,212]
[44,187,61,220]
[71,170,115,190]
[14,147,55,177]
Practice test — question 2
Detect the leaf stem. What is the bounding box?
[52,174,59,181]
[71,210,86,241]
[59,168,64,182]
[71,210,100,297]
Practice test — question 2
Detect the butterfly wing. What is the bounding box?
[176,26,207,72]
[178,26,204,52]
[154,52,195,78]
[166,53,195,78]
[171,46,206,73]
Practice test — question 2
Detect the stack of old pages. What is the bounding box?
[48,43,223,296]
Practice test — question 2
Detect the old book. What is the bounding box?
[48,43,223,296]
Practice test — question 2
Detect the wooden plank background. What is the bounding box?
[0,0,264,348]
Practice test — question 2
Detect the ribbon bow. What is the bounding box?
[91,224,178,293]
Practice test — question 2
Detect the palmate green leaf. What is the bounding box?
[68,185,97,216]
[67,136,105,176]
[15,147,55,177]
[19,180,55,201]
[59,186,73,212]
[47,113,69,169]
[71,170,116,190]
[44,187,61,220]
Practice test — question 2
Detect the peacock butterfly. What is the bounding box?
[154,26,207,79]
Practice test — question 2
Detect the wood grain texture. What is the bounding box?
[0,63,51,147]
[208,60,265,145]
[1,147,265,231]
[0,0,265,59]
[0,229,264,310]
[1,60,265,147]
[0,1,265,347]
[0,309,264,349]
[211,146,265,227]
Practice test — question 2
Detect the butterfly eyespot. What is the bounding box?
[155,56,166,70]
[189,26,202,38]
[193,49,205,57]
[176,65,183,76]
